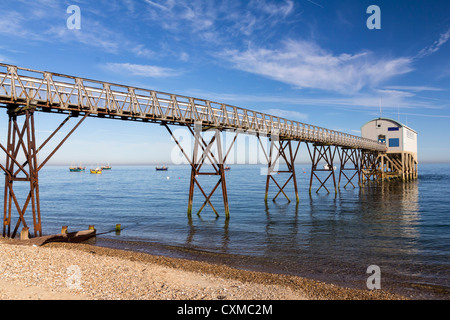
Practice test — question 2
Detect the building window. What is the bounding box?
[378,135,386,143]
[389,138,400,147]
[388,127,399,131]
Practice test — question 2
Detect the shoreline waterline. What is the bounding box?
[89,235,449,300]
[0,237,406,300]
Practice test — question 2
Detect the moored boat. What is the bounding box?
[101,165,112,170]
[90,167,102,174]
[323,164,337,171]
[69,166,86,172]
[156,166,168,171]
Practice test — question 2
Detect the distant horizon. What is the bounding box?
[43,161,450,167]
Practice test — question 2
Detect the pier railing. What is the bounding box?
[0,64,385,151]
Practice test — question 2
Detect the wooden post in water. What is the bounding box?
[20,227,29,240]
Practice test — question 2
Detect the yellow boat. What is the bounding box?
[90,167,102,174]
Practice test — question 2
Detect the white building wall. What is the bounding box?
[403,127,418,155]
[361,118,417,154]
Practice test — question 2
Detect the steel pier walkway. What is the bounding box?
[0,64,386,237]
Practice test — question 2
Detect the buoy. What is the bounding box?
[166,176,170,180]
[61,226,68,234]
[88,225,95,231]
[115,224,121,232]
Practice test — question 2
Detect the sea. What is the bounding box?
[3,163,449,299]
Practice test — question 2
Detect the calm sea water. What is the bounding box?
[3,163,449,299]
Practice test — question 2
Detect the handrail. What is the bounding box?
[0,63,386,151]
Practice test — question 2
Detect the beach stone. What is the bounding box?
[0,239,406,300]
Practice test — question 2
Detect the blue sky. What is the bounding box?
[1,0,450,165]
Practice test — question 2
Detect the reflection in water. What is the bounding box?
[360,181,420,244]
[180,180,429,297]
[186,215,230,253]
[18,165,448,299]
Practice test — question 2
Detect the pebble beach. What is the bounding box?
[0,238,406,300]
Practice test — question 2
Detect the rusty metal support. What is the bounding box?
[165,123,237,219]
[306,143,338,194]
[2,107,40,238]
[338,147,361,188]
[1,105,89,238]
[360,150,381,184]
[259,136,300,203]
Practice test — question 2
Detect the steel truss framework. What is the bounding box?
[258,137,300,203]
[361,150,381,184]
[378,152,418,181]
[0,106,413,237]
[0,64,385,151]
[307,144,339,194]
[0,104,88,238]
[165,124,238,219]
[0,64,416,238]
[305,145,398,193]
[338,148,361,189]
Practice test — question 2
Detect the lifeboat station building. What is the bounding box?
[361,118,418,181]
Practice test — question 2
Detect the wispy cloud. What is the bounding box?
[0,3,155,60]
[142,0,296,42]
[264,108,308,120]
[305,0,324,9]
[144,0,171,11]
[0,10,41,39]
[384,85,445,92]
[185,89,424,113]
[417,28,450,58]
[381,111,450,119]
[103,62,182,78]
[46,26,120,53]
[221,39,414,94]
[0,52,11,63]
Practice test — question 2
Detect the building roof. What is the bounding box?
[361,117,417,134]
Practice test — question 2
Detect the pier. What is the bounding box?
[0,64,416,238]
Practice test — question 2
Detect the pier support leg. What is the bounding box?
[375,152,418,182]
[338,147,361,188]
[360,150,380,184]
[1,109,40,238]
[165,123,237,219]
[0,105,89,238]
[258,136,300,203]
[306,143,338,194]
